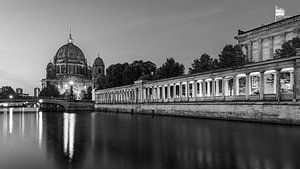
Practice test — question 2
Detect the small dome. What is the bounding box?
[93,56,104,67]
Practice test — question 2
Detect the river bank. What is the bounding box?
[95,102,300,125]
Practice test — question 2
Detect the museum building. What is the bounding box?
[95,12,300,104]
[42,33,105,99]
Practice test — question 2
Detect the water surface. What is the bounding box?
[0,108,300,169]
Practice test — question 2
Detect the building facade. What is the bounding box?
[34,87,40,97]
[235,14,300,63]
[42,33,105,99]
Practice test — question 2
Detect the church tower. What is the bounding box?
[92,53,105,89]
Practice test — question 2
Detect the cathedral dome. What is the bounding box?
[53,33,86,65]
[93,56,104,67]
[54,43,86,64]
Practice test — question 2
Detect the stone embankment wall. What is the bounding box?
[95,102,300,125]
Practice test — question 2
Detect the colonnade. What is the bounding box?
[95,57,300,104]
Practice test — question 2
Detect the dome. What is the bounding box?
[47,61,54,68]
[54,42,86,64]
[93,56,104,67]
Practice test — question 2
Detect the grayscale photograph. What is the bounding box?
[0,0,300,168]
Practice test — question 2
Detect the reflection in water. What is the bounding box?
[9,108,13,133]
[3,109,7,137]
[38,111,43,148]
[0,109,300,169]
[63,113,76,161]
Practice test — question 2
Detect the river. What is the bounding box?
[0,107,299,169]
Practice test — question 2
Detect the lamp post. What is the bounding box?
[9,95,13,107]
[69,81,74,101]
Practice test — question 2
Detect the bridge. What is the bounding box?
[0,97,94,112]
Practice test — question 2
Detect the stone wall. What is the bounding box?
[95,102,300,125]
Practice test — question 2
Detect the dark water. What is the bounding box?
[0,108,300,169]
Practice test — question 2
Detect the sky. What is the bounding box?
[0,0,300,95]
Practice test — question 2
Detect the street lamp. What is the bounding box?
[69,81,74,101]
[9,95,13,106]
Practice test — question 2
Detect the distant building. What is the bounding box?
[16,88,23,95]
[41,32,105,99]
[235,13,300,63]
[34,87,40,97]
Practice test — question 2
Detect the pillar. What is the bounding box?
[245,73,250,101]
[212,79,215,100]
[215,79,219,96]
[207,80,210,97]
[167,84,171,99]
[203,80,206,99]
[173,83,177,99]
[193,80,197,98]
[258,39,263,61]
[199,81,203,97]
[222,77,226,101]
[186,81,190,100]
[270,36,274,59]
[276,69,281,102]
[259,71,265,100]
[179,82,183,99]
[292,62,296,102]
[233,75,237,100]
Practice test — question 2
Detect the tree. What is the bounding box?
[154,57,185,80]
[106,63,129,88]
[123,60,156,85]
[218,44,247,68]
[104,60,156,88]
[95,75,108,90]
[189,53,216,74]
[274,37,300,59]
[0,86,17,98]
[39,84,60,98]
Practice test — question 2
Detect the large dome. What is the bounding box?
[54,42,86,64]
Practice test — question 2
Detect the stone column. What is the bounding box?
[193,80,197,98]
[207,80,210,97]
[259,71,265,101]
[199,81,203,97]
[167,84,171,99]
[292,62,296,102]
[203,80,206,99]
[276,69,281,102]
[233,75,237,100]
[151,86,155,102]
[212,79,215,101]
[245,73,250,101]
[162,86,165,100]
[222,77,226,101]
[179,82,183,99]
[236,76,240,96]
[157,86,160,99]
[173,83,177,99]
[270,36,274,59]
[258,39,263,61]
[186,81,190,101]
[215,79,219,96]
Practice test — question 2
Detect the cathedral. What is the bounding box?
[41,32,105,99]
